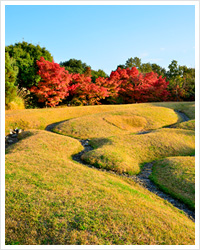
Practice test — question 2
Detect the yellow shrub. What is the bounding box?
[6,96,25,110]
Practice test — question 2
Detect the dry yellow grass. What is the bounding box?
[153,102,195,119]
[5,130,195,245]
[5,102,194,135]
[82,128,195,174]
[53,105,180,139]
[174,120,195,131]
[5,102,195,245]
[150,156,195,209]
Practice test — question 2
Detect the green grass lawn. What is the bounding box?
[5,102,195,245]
[150,156,195,210]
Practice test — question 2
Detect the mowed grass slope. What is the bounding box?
[5,131,195,245]
[5,102,194,135]
[52,102,195,175]
[150,156,195,210]
[53,105,181,139]
[81,129,194,174]
[174,120,195,131]
[153,102,195,120]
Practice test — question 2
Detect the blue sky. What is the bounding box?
[5,4,195,74]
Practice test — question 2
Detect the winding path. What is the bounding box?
[45,109,195,221]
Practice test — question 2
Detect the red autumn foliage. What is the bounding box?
[68,71,109,105]
[30,57,170,107]
[30,57,71,107]
[107,67,170,103]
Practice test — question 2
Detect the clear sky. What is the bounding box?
[5,4,195,74]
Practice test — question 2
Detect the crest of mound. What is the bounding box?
[103,115,147,132]
[54,113,148,139]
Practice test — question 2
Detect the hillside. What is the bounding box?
[5,102,195,245]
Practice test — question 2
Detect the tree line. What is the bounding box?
[5,42,195,109]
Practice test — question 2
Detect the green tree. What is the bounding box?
[60,59,89,74]
[116,64,126,70]
[166,60,195,101]
[179,66,195,101]
[151,63,166,77]
[140,63,152,73]
[125,57,141,69]
[91,69,108,82]
[5,52,18,105]
[5,41,53,89]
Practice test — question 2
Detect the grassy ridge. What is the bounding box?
[81,129,194,174]
[5,102,194,135]
[53,105,179,139]
[150,156,195,210]
[5,131,195,245]
[153,102,195,119]
[174,120,195,131]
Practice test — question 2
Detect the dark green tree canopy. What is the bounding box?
[60,59,89,74]
[166,60,195,101]
[5,52,18,105]
[91,69,108,82]
[139,63,152,73]
[151,63,166,76]
[60,58,108,82]
[116,57,142,70]
[125,57,141,69]
[5,41,53,89]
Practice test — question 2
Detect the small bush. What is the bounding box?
[6,96,25,110]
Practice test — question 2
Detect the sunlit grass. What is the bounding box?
[82,129,194,174]
[153,102,195,119]
[174,120,195,131]
[5,102,194,135]
[53,105,181,139]
[5,131,195,245]
[150,156,195,210]
[5,102,195,245]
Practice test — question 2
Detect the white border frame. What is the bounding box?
[1,1,199,249]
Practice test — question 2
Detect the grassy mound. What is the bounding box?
[53,105,180,139]
[6,102,194,135]
[150,156,195,210]
[5,131,194,245]
[174,120,195,131]
[153,102,195,119]
[104,115,147,132]
[82,129,195,174]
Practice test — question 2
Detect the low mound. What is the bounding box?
[5,131,194,245]
[82,129,195,174]
[174,120,195,131]
[150,156,195,210]
[54,114,123,139]
[53,106,179,139]
[103,115,147,132]
[5,102,194,135]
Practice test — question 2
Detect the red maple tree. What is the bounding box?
[30,57,71,107]
[107,67,170,103]
[68,70,109,105]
